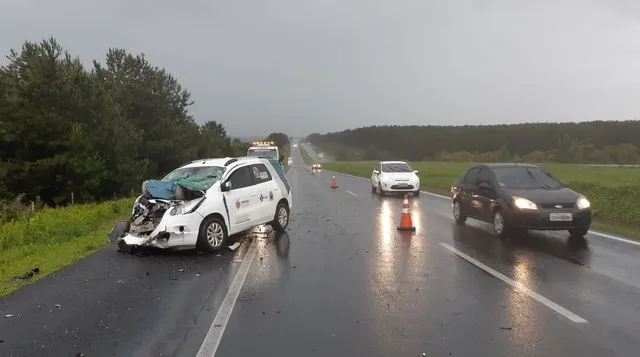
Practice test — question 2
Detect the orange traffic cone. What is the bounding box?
[397,194,416,231]
[330,176,338,189]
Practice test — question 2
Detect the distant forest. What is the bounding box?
[307,121,640,164]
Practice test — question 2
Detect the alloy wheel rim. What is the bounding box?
[278,207,288,226]
[206,222,224,247]
[494,213,504,234]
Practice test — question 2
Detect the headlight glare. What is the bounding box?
[576,196,590,209]
[513,197,538,210]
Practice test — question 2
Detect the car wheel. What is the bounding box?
[568,227,589,237]
[492,209,509,238]
[377,184,385,196]
[371,184,376,193]
[197,215,228,253]
[271,201,290,232]
[414,190,420,197]
[453,200,467,224]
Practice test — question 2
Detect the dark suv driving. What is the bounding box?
[450,163,592,238]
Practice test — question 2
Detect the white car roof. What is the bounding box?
[179,156,268,170]
[380,161,409,164]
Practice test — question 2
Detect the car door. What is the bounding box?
[249,163,276,224]
[223,165,259,233]
[458,167,480,217]
[371,162,381,187]
[473,167,497,221]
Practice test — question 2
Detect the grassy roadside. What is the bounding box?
[300,145,313,165]
[0,198,134,296]
[322,161,640,240]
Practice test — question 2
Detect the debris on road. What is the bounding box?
[6,267,40,283]
[228,242,241,251]
[5,314,14,318]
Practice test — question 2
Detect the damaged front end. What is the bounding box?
[108,179,207,252]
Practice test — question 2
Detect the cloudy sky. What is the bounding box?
[2,0,640,137]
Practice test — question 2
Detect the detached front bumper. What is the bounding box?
[108,210,203,251]
[510,208,592,231]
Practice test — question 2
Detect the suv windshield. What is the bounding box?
[381,163,412,173]
[162,166,226,189]
[248,148,278,159]
[493,167,563,189]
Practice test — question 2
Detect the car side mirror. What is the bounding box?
[221,181,232,191]
[413,170,419,173]
[478,182,493,190]
[373,170,379,175]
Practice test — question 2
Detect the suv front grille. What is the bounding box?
[539,203,575,209]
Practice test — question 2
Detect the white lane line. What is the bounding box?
[325,169,640,247]
[196,238,258,357]
[588,230,640,247]
[439,242,588,324]
[346,190,358,197]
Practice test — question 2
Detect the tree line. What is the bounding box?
[0,37,250,210]
[307,122,640,164]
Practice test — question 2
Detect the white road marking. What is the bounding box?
[196,238,258,357]
[346,190,357,197]
[325,169,639,247]
[439,242,588,324]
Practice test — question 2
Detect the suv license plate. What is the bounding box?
[549,212,573,221]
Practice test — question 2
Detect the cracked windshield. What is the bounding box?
[2,1,640,357]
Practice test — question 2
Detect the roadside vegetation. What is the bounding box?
[0,198,134,296]
[0,37,289,293]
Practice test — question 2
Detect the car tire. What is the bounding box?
[492,209,509,238]
[453,199,467,224]
[371,184,376,193]
[271,201,290,232]
[414,190,420,197]
[377,183,385,196]
[197,215,228,253]
[568,227,589,238]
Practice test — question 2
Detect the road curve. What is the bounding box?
[1,147,640,357]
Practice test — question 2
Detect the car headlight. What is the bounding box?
[171,197,205,216]
[513,197,538,210]
[576,196,590,210]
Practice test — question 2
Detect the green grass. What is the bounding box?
[300,145,313,165]
[0,198,134,296]
[323,161,640,239]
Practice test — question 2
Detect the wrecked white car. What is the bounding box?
[108,156,292,253]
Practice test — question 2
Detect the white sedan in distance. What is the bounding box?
[371,161,420,196]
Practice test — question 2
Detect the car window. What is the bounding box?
[477,168,493,185]
[463,168,479,185]
[381,163,412,172]
[493,167,563,189]
[228,166,254,190]
[250,164,272,184]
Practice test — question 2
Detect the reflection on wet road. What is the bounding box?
[213,146,640,357]
[2,145,640,357]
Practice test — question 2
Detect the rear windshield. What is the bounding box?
[381,163,412,173]
[493,167,563,189]
[162,166,225,189]
[247,148,278,159]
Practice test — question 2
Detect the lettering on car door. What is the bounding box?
[225,166,257,232]
[250,163,275,223]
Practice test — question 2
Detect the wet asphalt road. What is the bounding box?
[2,147,640,357]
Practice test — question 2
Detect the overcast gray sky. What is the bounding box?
[2,0,640,137]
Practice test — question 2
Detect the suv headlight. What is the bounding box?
[576,196,590,210]
[513,197,538,210]
[171,197,205,216]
